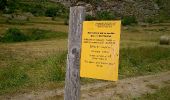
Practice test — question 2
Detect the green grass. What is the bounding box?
[119,46,170,78]
[0,65,28,94]
[0,28,68,42]
[135,86,170,100]
[27,28,67,40]
[0,51,67,94]
[0,45,169,94]
[0,15,170,96]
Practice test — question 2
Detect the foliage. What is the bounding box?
[0,28,28,42]
[96,11,115,20]
[154,0,170,21]
[85,14,96,21]
[30,4,45,16]
[69,0,102,6]
[45,7,59,17]
[2,0,68,17]
[0,0,7,10]
[20,1,68,17]
[0,28,68,43]
[5,0,19,13]
[122,16,137,26]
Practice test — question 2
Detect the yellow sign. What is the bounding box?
[80,21,121,81]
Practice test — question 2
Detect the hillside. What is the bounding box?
[53,0,170,22]
[0,0,169,22]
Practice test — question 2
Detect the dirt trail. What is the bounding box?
[0,71,170,100]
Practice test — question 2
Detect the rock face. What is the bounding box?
[52,0,159,21]
[96,0,159,21]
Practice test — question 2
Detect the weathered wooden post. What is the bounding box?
[64,6,85,100]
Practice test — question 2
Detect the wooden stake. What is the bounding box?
[64,6,85,100]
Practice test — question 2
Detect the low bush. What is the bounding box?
[0,28,68,43]
[30,4,45,16]
[0,0,7,11]
[0,28,28,42]
[45,7,58,17]
[86,14,96,21]
[96,11,115,20]
[122,16,137,26]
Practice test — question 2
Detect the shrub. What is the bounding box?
[0,28,68,43]
[0,0,7,10]
[96,11,115,20]
[45,7,58,17]
[45,4,67,17]
[30,4,45,16]
[86,14,96,21]
[122,16,137,26]
[1,28,28,42]
[4,0,19,14]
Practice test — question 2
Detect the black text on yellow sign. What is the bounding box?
[80,21,121,81]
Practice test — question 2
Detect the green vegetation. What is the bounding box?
[0,1,170,96]
[28,28,67,40]
[96,11,115,20]
[0,0,68,17]
[119,46,170,78]
[0,28,67,42]
[86,12,137,26]
[122,16,137,26]
[0,28,28,42]
[0,51,67,94]
[0,0,7,10]
[85,14,96,21]
[135,86,170,100]
[0,66,28,94]
[85,11,115,21]
[0,45,169,94]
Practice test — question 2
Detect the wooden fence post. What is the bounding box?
[64,6,85,100]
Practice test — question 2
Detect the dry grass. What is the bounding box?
[146,84,159,89]
[0,16,68,36]
[0,39,67,67]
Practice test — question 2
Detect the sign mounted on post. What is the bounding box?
[80,21,121,81]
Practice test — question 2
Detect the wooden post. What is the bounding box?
[64,6,85,100]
